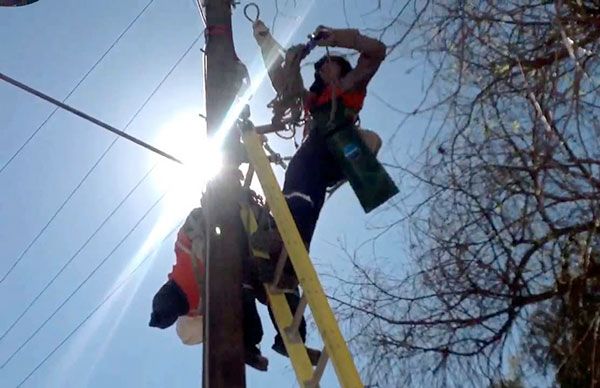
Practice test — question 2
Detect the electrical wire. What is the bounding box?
[13,222,181,387]
[0,72,183,165]
[193,0,207,28]
[0,0,157,176]
[0,33,200,284]
[1,190,168,370]
[0,164,156,344]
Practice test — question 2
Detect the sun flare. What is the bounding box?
[152,109,223,213]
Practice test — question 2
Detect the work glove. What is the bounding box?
[311,25,336,47]
[311,26,385,61]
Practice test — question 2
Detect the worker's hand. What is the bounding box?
[286,44,306,61]
[252,20,270,40]
[310,25,335,47]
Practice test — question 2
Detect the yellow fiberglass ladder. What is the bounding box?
[239,119,363,388]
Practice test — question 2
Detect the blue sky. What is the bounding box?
[0,1,426,387]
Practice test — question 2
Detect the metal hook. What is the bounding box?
[243,2,260,23]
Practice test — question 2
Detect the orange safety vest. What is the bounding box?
[303,86,366,138]
[168,229,204,315]
[306,85,366,113]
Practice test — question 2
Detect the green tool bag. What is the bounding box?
[311,102,399,213]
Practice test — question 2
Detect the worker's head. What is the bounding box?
[149,280,189,329]
[309,55,352,94]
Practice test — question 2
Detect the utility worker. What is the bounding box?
[148,207,270,371]
[149,208,204,331]
[288,26,387,245]
[249,22,393,369]
[149,198,321,371]
[252,21,389,252]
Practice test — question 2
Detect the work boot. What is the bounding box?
[245,345,269,371]
[272,339,322,366]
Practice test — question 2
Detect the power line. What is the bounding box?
[0,164,156,344]
[0,0,157,176]
[194,0,207,28]
[0,72,183,165]
[1,190,168,370]
[0,33,200,283]
[14,222,181,387]
[0,1,204,382]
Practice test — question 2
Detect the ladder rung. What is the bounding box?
[305,348,329,388]
[243,165,254,188]
[266,289,314,384]
[285,293,307,343]
[270,247,288,288]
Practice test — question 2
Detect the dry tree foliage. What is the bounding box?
[321,1,600,386]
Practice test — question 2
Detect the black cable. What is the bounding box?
[0,0,157,176]
[0,164,156,344]
[1,190,168,369]
[14,222,181,387]
[0,33,200,284]
[2,2,205,382]
[0,72,183,165]
[193,0,207,28]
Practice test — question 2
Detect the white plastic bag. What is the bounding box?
[176,315,204,345]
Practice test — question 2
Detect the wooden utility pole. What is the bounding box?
[201,1,247,387]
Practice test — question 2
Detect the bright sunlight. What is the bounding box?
[153,108,223,208]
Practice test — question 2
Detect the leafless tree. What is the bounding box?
[323,1,600,387]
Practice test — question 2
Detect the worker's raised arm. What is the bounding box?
[315,27,386,91]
